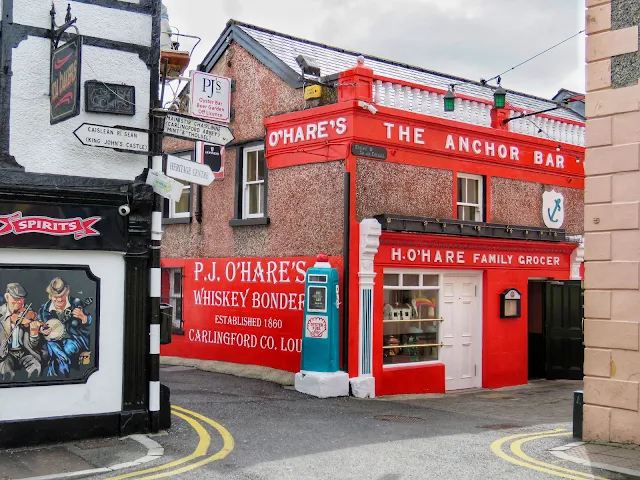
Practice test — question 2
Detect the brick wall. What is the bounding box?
[583,0,640,444]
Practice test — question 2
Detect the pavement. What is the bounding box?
[1,366,639,480]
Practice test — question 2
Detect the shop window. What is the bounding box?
[230,142,270,226]
[457,173,483,221]
[163,151,193,224]
[161,267,184,335]
[383,271,441,365]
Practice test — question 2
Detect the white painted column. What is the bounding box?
[350,218,381,398]
[568,235,584,281]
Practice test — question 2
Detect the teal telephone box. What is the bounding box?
[301,253,340,373]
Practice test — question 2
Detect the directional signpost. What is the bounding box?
[163,112,234,145]
[165,154,214,186]
[146,169,184,202]
[73,123,149,153]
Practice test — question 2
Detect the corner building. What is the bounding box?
[161,21,586,397]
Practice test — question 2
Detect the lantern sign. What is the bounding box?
[50,36,82,125]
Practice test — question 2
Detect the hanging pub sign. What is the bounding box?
[85,81,135,116]
[195,142,224,179]
[0,265,99,388]
[0,202,126,252]
[50,36,82,125]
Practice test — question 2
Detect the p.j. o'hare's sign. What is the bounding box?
[164,257,341,372]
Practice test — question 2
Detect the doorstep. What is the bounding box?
[550,441,640,479]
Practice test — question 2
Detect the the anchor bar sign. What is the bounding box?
[163,112,234,146]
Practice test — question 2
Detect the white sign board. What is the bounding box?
[166,154,214,186]
[542,190,565,229]
[164,113,234,145]
[73,123,149,152]
[190,72,231,122]
[146,170,183,202]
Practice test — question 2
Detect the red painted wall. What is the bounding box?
[161,256,343,372]
[369,232,576,395]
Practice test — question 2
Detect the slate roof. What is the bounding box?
[201,20,584,124]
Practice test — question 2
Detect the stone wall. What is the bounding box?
[583,0,640,444]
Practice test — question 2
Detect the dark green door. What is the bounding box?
[545,280,584,380]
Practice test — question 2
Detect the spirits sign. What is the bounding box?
[50,36,81,125]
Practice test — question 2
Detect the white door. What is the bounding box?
[439,274,481,391]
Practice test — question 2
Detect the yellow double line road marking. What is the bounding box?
[109,405,234,479]
[491,429,609,479]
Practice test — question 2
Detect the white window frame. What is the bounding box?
[168,183,191,219]
[382,269,442,368]
[242,144,265,219]
[457,173,483,222]
[168,268,183,331]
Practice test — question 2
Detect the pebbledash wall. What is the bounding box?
[160,21,585,396]
[583,0,640,444]
[0,0,159,446]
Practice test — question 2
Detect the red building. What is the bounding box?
[160,21,585,397]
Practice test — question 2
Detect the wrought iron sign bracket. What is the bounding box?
[50,3,79,48]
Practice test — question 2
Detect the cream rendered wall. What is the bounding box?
[583,0,640,444]
[0,250,125,421]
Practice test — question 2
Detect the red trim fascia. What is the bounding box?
[263,102,353,128]
[485,174,492,222]
[381,230,578,250]
[161,258,186,268]
[364,103,584,153]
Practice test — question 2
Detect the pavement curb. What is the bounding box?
[160,356,295,386]
[549,443,640,479]
[15,434,164,480]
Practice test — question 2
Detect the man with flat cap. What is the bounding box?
[0,283,44,381]
[39,277,92,376]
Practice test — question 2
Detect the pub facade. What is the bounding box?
[160,20,585,397]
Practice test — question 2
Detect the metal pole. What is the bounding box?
[148,58,168,433]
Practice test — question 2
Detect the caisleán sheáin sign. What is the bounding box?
[50,36,81,124]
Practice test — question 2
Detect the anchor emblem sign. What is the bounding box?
[542,190,565,229]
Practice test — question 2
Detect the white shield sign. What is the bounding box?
[542,190,565,229]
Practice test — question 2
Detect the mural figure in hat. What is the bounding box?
[0,283,45,381]
[38,277,93,376]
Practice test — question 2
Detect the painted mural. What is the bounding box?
[0,265,99,387]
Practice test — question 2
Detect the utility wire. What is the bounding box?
[485,29,585,83]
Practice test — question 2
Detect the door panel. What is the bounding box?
[545,280,584,380]
[441,275,480,390]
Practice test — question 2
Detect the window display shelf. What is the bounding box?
[383,343,443,349]
[383,318,444,323]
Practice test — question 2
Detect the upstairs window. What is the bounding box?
[242,145,265,219]
[457,173,483,222]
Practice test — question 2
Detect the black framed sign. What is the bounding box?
[0,202,126,252]
[351,143,387,160]
[0,265,100,388]
[85,81,135,116]
[50,36,82,125]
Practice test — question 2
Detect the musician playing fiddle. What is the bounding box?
[0,283,44,381]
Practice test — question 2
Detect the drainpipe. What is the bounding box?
[342,171,350,372]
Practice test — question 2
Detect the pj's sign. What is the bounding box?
[50,36,81,124]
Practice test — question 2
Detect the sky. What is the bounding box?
[161,0,585,100]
